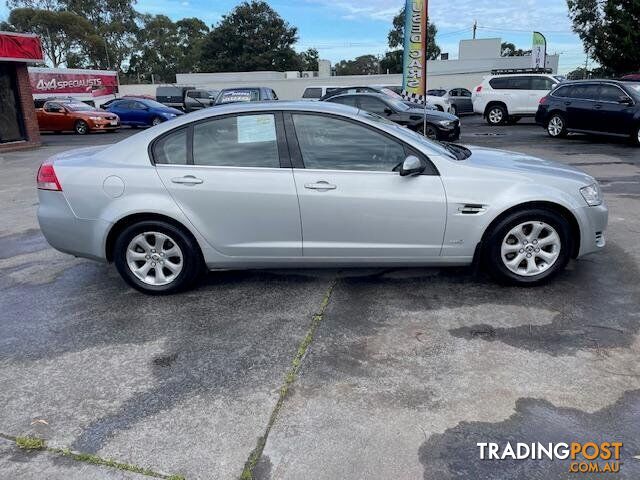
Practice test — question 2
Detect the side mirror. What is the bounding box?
[399,155,426,177]
[57,108,66,114]
[618,96,633,106]
[384,107,393,115]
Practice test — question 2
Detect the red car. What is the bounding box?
[37,100,120,134]
[622,74,640,81]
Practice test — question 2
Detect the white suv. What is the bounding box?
[472,74,560,125]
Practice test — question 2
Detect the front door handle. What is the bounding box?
[171,175,203,185]
[594,104,603,110]
[305,181,337,191]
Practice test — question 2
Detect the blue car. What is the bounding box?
[104,98,184,127]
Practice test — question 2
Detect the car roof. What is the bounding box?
[557,79,626,85]
[220,87,264,91]
[327,92,390,99]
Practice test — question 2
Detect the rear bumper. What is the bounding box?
[535,107,548,126]
[37,190,110,262]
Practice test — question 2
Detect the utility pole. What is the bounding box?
[584,48,589,79]
[473,20,477,40]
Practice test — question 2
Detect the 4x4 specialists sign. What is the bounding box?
[401,0,428,105]
[28,67,119,97]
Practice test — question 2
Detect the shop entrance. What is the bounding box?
[0,63,25,144]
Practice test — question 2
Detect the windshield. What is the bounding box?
[218,89,259,104]
[358,110,466,161]
[142,99,171,109]
[64,103,96,111]
[387,98,409,111]
[380,87,402,99]
[627,84,640,95]
[427,89,446,97]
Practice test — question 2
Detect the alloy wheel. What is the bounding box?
[425,125,438,140]
[489,108,503,124]
[152,117,163,126]
[75,121,88,134]
[548,116,564,137]
[501,221,561,277]
[126,232,183,286]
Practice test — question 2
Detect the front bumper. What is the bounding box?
[37,190,110,262]
[437,123,461,141]
[88,119,120,131]
[576,202,608,257]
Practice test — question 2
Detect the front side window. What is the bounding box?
[460,89,472,97]
[154,128,188,165]
[292,114,406,172]
[44,102,63,112]
[357,96,388,115]
[329,96,358,107]
[193,114,280,168]
[599,85,627,103]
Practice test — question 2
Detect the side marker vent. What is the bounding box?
[459,204,486,215]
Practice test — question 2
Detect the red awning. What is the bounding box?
[0,31,44,63]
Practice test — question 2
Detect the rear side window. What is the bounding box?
[508,77,531,90]
[193,114,280,168]
[357,96,388,115]
[552,86,571,98]
[154,128,188,165]
[569,84,599,100]
[489,77,510,89]
[302,88,322,99]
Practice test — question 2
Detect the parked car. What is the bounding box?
[378,85,453,113]
[473,73,561,125]
[301,86,347,100]
[215,87,279,105]
[34,96,82,109]
[103,98,184,127]
[100,95,154,109]
[37,100,120,134]
[319,86,437,110]
[621,74,640,81]
[536,80,640,146]
[426,88,474,116]
[156,86,213,111]
[323,92,459,141]
[36,101,607,294]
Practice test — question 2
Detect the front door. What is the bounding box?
[596,84,636,135]
[286,112,447,258]
[154,112,302,258]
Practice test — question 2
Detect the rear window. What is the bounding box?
[552,85,571,98]
[302,88,322,99]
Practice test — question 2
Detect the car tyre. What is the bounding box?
[547,113,568,138]
[74,120,89,135]
[450,105,458,116]
[632,124,640,146]
[151,116,163,126]
[113,220,204,295]
[486,104,508,126]
[483,208,572,286]
[423,124,439,140]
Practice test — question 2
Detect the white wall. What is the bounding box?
[120,55,560,100]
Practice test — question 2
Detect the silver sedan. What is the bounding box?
[36,101,608,294]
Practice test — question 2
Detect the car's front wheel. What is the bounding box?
[484,208,572,286]
[74,120,89,135]
[450,105,458,116]
[632,124,640,146]
[547,113,568,138]
[151,116,163,126]
[113,220,204,294]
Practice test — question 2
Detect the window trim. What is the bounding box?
[596,83,635,105]
[149,111,291,168]
[283,111,439,176]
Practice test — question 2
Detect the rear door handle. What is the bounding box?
[305,181,337,191]
[171,175,203,185]
[594,104,603,110]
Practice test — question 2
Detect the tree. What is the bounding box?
[175,18,209,73]
[6,8,92,67]
[335,55,379,76]
[200,1,300,72]
[380,50,402,74]
[501,42,531,57]
[388,7,441,60]
[127,14,180,82]
[567,0,640,75]
[298,48,319,72]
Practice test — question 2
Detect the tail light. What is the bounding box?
[539,96,549,105]
[37,162,62,191]
[475,85,483,93]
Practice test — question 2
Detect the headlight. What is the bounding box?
[163,113,177,117]
[88,116,102,121]
[437,120,453,127]
[580,183,602,206]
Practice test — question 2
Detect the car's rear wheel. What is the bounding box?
[483,208,572,286]
[113,220,204,295]
[547,113,568,138]
[450,105,458,116]
[74,120,89,135]
[486,105,508,126]
[151,116,163,126]
[632,124,640,146]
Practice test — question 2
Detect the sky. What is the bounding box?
[0,0,588,74]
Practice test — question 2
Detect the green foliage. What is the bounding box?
[200,1,300,72]
[298,48,320,72]
[388,7,441,60]
[501,42,531,57]
[335,54,380,76]
[15,436,45,450]
[567,0,640,75]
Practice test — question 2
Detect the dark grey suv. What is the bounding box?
[536,80,640,145]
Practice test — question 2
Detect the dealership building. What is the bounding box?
[0,31,43,151]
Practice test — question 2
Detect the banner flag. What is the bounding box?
[401,0,428,105]
[531,31,547,69]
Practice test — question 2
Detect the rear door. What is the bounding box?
[285,112,447,258]
[456,88,474,114]
[154,111,302,258]
[566,84,599,130]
